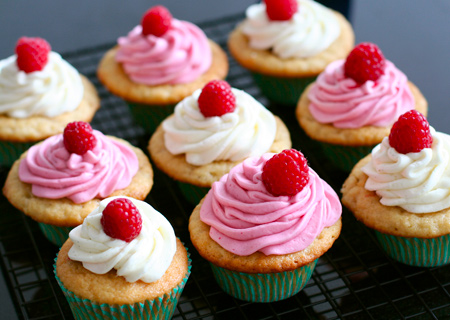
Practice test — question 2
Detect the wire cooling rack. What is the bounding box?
[1,13,450,320]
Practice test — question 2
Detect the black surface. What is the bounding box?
[1,12,450,320]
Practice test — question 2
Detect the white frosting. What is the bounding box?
[362,128,450,213]
[0,52,84,118]
[68,196,177,283]
[241,0,340,59]
[162,88,276,166]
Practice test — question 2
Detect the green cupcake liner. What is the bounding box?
[126,102,175,133]
[318,142,373,172]
[0,140,35,167]
[176,181,210,205]
[54,245,192,320]
[374,231,450,267]
[209,259,317,302]
[38,223,73,247]
[251,73,316,106]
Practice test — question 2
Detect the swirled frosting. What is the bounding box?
[241,0,340,59]
[362,128,450,213]
[200,154,342,256]
[0,52,84,118]
[116,19,211,86]
[162,88,276,166]
[18,130,138,204]
[68,196,176,283]
[308,60,415,129]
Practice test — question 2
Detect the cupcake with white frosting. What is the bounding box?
[0,36,100,166]
[228,0,354,105]
[54,196,191,319]
[148,79,291,202]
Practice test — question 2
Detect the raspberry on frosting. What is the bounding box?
[101,198,143,242]
[264,0,298,21]
[198,80,236,117]
[389,110,433,154]
[63,121,97,155]
[262,149,309,196]
[15,37,51,73]
[344,42,386,84]
[141,5,173,37]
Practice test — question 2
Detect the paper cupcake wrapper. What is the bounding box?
[38,223,73,247]
[0,140,35,167]
[251,72,316,106]
[126,102,175,133]
[176,181,210,205]
[209,259,317,302]
[374,231,450,267]
[54,245,192,320]
[318,142,373,172]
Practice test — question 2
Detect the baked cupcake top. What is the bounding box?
[307,42,416,129]
[200,149,342,256]
[241,0,340,59]
[68,196,176,283]
[162,80,277,166]
[18,121,138,204]
[0,37,84,118]
[115,5,211,86]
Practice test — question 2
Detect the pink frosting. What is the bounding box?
[200,154,342,256]
[18,131,139,204]
[115,19,212,86]
[308,60,415,129]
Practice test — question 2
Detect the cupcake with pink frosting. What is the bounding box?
[296,42,428,171]
[189,149,342,302]
[3,121,153,246]
[97,5,229,132]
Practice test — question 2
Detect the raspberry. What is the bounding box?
[344,42,386,84]
[101,198,142,242]
[141,5,172,37]
[264,0,298,21]
[63,121,97,155]
[262,149,309,196]
[15,37,51,73]
[389,110,433,154]
[198,80,236,117]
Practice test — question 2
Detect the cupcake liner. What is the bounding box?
[0,140,35,167]
[38,223,73,247]
[126,102,175,133]
[54,245,192,320]
[318,142,373,172]
[176,181,210,205]
[209,259,317,302]
[251,73,316,106]
[374,230,450,267]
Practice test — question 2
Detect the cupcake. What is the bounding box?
[296,42,428,172]
[97,5,229,132]
[228,0,354,105]
[189,149,342,302]
[0,37,100,166]
[55,196,191,320]
[341,110,450,267]
[2,121,153,247]
[148,80,292,203]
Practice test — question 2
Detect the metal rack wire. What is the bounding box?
[1,13,450,320]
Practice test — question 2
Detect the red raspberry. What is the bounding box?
[262,149,309,196]
[198,80,236,117]
[101,198,142,242]
[344,42,386,84]
[15,37,51,73]
[63,121,97,155]
[141,5,172,37]
[264,0,298,21]
[389,110,433,154]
